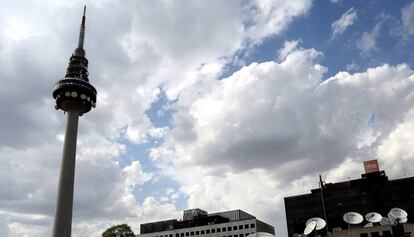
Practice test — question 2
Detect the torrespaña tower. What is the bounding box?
[52,6,97,237]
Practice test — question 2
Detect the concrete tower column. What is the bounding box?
[52,6,97,237]
[52,111,79,237]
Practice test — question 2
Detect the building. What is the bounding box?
[284,164,414,237]
[51,6,97,237]
[331,223,414,237]
[137,209,275,237]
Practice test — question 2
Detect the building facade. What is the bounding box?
[284,170,414,237]
[137,209,274,237]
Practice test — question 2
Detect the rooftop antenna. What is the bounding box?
[306,217,326,236]
[343,212,363,237]
[319,174,329,232]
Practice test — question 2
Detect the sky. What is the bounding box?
[0,0,414,236]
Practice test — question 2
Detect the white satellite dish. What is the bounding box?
[365,212,382,223]
[390,208,408,219]
[400,217,408,223]
[380,217,393,226]
[304,221,317,235]
[343,212,363,224]
[306,217,326,230]
[388,212,396,222]
[246,233,275,237]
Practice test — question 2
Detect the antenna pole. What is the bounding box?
[319,174,329,233]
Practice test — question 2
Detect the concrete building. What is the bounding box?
[137,209,274,237]
[284,164,414,237]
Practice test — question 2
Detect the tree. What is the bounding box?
[102,224,135,237]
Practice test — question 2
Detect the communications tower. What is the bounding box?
[52,6,97,237]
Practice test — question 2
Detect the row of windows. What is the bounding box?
[155,232,255,237]
[153,224,256,237]
[360,230,392,237]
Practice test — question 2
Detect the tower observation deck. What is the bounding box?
[51,6,97,237]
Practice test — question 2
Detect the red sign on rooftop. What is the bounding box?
[364,159,380,173]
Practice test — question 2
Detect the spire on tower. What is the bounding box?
[75,5,86,56]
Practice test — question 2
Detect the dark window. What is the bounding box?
[201,230,205,235]
[170,234,173,237]
[239,225,243,230]
[217,228,221,233]
[240,234,243,237]
[233,226,238,231]
[245,224,249,229]
[212,229,216,233]
[186,233,189,236]
[383,231,391,237]
[371,232,380,237]
[191,232,194,236]
[360,234,368,237]
[181,233,184,237]
[176,234,179,237]
[234,235,238,237]
[227,227,232,231]
[196,231,200,235]
[222,227,226,232]
[206,230,210,234]
[250,224,255,229]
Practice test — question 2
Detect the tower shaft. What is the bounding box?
[52,111,79,237]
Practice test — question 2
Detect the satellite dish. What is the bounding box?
[388,212,396,222]
[400,217,408,223]
[304,221,317,235]
[343,212,363,224]
[390,208,408,219]
[306,217,326,230]
[380,217,393,226]
[365,212,382,223]
[246,233,275,237]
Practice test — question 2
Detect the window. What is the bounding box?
[176,234,179,237]
[239,225,243,230]
[191,231,194,236]
[359,234,368,237]
[212,229,216,233]
[170,234,173,237]
[245,224,249,229]
[234,235,238,237]
[239,234,243,237]
[186,232,189,236]
[250,224,255,229]
[371,232,380,237]
[383,231,391,237]
[222,227,226,232]
[206,230,210,234]
[217,228,221,233]
[227,227,232,231]
[233,226,238,231]
[201,230,205,235]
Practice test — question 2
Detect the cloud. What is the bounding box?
[331,7,358,38]
[0,0,314,236]
[399,1,414,38]
[151,43,414,236]
[356,23,381,55]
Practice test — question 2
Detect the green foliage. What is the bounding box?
[102,224,135,237]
